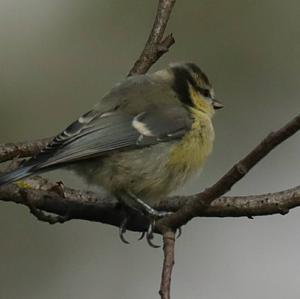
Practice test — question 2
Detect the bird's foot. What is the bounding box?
[119,213,182,247]
[119,217,130,244]
[118,192,181,247]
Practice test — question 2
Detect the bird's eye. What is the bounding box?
[199,88,211,98]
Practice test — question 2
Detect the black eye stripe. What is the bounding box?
[171,65,212,106]
[198,88,211,98]
[172,67,197,107]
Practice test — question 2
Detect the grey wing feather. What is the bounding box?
[134,107,191,139]
[42,113,139,167]
[35,106,192,169]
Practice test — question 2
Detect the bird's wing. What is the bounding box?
[30,106,192,170]
[0,74,192,186]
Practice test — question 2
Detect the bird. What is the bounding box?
[0,62,223,246]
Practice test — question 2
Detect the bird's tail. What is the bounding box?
[0,165,36,186]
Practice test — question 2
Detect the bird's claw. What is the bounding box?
[118,201,179,247]
[119,216,160,247]
[146,221,160,248]
[138,232,145,240]
[120,221,180,247]
[176,227,182,239]
[119,217,130,244]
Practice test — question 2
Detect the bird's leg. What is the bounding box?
[126,193,183,239]
[126,191,172,218]
[125,191,174,247]
[117,191,175,247]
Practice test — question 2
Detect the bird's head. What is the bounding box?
[169,62,224,116]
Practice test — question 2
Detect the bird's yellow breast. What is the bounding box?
[166,108,215,183]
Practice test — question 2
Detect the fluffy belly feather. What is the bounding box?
[167,114,214,172]
[72,116,214,203]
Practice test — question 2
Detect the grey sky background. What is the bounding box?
[0,1,300,298]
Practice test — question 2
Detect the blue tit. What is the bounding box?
[0,62,223,244]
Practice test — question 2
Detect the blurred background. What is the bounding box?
[0,0,300,298]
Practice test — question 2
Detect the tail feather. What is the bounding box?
[0,165,35,186]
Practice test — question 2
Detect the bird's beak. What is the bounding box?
[212,99,224,110]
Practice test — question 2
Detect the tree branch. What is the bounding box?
[128,0,176,75]
[1,177,300,231]
[0,138,50,163]
[159,231,175,299]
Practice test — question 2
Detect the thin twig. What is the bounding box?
[0,138,50,163]
[159,231,175,299]
[128,0,176,75]
[157,114,300,231]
